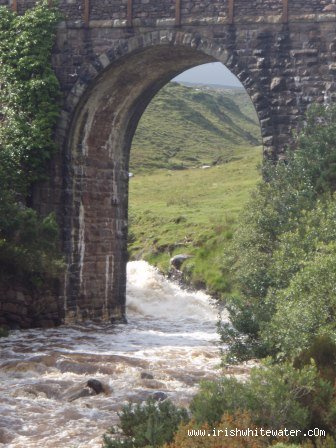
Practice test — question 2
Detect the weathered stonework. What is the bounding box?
[0,280,63,329]
[2,0,336,327]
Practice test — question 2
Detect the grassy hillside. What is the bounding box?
[130,82,261,173]
[129,147,262,297]
[129,83,262,297]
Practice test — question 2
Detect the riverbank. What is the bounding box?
[128,146,261,298]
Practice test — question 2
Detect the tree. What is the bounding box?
[219,105,336,362]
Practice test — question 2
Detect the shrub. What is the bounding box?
[189,376,245,426]
[189,347,336,441]
[163,411,280,448]
[261,245,336,359]
[0,0,61,187]
[294,335,336,383]
[272,445,301,448]
[102,399,189,448]
[0,1,63,282]
[220,105,336,362]
[274,439,336,448]
[190,361,317,432]
[314,437,336,448]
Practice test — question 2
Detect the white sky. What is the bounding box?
[173,62,242,87]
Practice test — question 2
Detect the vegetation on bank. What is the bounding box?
[219,104,336,364]
[0,1,63,284]
[103,400,189,448]
[103,336,336,446]
[103,355,336,447]
[129,145,261,296]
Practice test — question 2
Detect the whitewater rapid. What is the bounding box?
[0,261,224,448]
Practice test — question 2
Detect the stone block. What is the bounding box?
[270,77,286,92]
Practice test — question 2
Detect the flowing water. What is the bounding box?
[0,261,226,448]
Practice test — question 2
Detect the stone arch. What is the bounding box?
[62,29,267,322]
[62,30,272,152]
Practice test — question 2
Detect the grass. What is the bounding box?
[128,81,262,297]
[130,82,261,173]
[128,145,262,298]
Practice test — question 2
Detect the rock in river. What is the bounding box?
[63,378,106,402]
[170,254,192,270]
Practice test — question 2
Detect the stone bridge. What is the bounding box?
[3,0,336,325]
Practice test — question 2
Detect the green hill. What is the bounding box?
[130,82,261,172]
[129,83,262,297]
[128,147,262,296]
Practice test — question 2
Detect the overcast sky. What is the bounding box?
[173,62,242,87]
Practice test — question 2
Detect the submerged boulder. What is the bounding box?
[140,371,154,380]
[87,378,105,394]
[151,391,168,401]
[63,378,106,402]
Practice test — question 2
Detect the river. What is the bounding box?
[0,261,225,447]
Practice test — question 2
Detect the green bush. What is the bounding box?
[294,335,336,383]
[289,336,336,437]
[273,438,336,448]
[0,0,61,188]
[220,105,336,362]
[164,411,274,448]
[209,341,336,440]
[0,1,63,282]
[271,445,301,448]
[190,376,245,426]
[102,399,189,448]
[190,361,317,433]
[262,245,336,359]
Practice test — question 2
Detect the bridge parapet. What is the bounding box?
[2,0,336,26]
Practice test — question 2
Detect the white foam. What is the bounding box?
[127,260,218,321]
[0,261,226,448]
